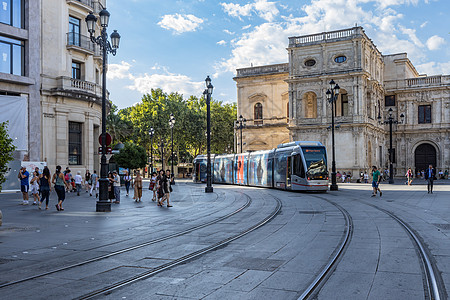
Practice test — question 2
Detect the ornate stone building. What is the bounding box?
[234,27,450,177]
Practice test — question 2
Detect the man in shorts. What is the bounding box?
[19,167,30,205]
[371,166,382,197]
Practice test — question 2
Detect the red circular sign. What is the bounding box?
[99,133,112,146]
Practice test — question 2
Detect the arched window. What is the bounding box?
[254,102,263,125]
[303,92,317,118]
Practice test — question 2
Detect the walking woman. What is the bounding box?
[124,170,132,196]
[39,167,51,210]
[156,170,166,206]
[149,172,157,201]
[108,173,115,202]
[164,169,173,207]
[134,171,143,202]
[30,171,40,205]
[52,165,69,211]
[84,170,91,193]
[405,167,413,185]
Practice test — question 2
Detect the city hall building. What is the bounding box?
[234,27,450,178]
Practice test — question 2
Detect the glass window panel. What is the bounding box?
[0,42,10,74]
[12,0,21,28]
[69,122,82,165]
[12,43,22,75]
[0,0,11,25]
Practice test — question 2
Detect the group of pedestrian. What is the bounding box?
[154,169,173,207]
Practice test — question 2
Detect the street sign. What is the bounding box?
[98,147,112,154]
[98,133,112,146]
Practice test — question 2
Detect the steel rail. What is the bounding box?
[298,197,353,300]
[75,194,282,300]
[0,193,252,289]
[361,201,443,300]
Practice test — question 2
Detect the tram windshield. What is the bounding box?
[301,147,328,178]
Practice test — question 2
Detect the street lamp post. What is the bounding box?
[161,140,164,171]
[86,9,120,212]
[326,79,340,191]
[378,108,404,184]
[169,114,175,180]
[235,115,246,153]
[149,127,154,175]
[204,76,214,193]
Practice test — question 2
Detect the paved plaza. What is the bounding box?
[0,179,449,299]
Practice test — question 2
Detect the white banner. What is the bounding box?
[0,95,28,151]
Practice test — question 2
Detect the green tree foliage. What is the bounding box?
[113,88,237,166]
[0,121,16,191]
[113,142,147,170]
[107,104,133,144]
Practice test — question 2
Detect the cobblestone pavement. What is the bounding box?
[0,179,449,299]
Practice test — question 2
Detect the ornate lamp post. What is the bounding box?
[326,79,340,191]
[235,115,246,153]
[160,140,164,171]
[204,76,214,193]
[86,9,120,212]
[149,127,154,175]
[378,108,404,184]
[169,114,175,179]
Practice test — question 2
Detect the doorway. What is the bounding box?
[415,143,436,172]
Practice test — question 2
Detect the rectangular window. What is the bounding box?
[69,122,82,165]
[0,0,22,28]
[68,16,81,46]
[341,93,348,116]
[0,35,24,75]
[72,61,81,79]
[418,105,431,124]
[385,95,395,107]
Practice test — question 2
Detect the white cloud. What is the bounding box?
[158,14,204,34]
[223,29,235,35]
[416,61,450,75]
[426,35,445,50]
[107,61,133,80]
[129,73,204,97]
[420,21,428,28]
[215,0,435,76]
[221,0,279,21]
[242,24,252,30]
[217,40,227,45]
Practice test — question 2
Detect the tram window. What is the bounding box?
[294,155,305,178]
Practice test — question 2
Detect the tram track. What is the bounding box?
[303,193,445,300]
[74,193,282,299]
[0,191,252,289]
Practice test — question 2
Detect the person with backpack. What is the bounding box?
[19,167,30,205]
[52,165,69,211]
[405,167,413,185]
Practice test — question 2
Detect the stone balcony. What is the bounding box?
[47,76,109,102]
[288,27,366,47]
[241,116,289,127]
[235,63,289,78]
[385,75,450,91]
[67,32,101,56]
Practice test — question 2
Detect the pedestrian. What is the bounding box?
[149,171,157,201]
[90,170,98,197]
[438,170,444,179]
[346,172,352,183]
[74,171,82,196]
[424,164,436,194]
[124,170,132,196]
[19,167,30,205]
[371,166,382,197]
[30,171,40,205]
[84,170,91,193]
[405,167,413,185]
[39,167,51,210]
[107,173,115,202]
[363,171,369,183]
[52,165,68,211]
[156,170,165,206]
[164,169,173,207]
[64,170,72,192]
[134,171,143,202]
[445,169,449,179]
[112,171,121,204]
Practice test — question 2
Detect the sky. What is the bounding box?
[105,0,450,109]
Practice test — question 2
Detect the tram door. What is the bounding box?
[287,156,292,189]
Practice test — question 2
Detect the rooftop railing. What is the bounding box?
[236,63,289,77]
[289,27,362,47]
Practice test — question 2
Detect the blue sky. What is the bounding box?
[106,0,450,109]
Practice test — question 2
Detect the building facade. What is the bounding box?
[1,0,106,190]
[235,27,449,177]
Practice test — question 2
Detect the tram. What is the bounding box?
[193,141,329,191]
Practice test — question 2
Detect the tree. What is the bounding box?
[113,142,147,171]
[107,104,134,145]
[0,121,16,192]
